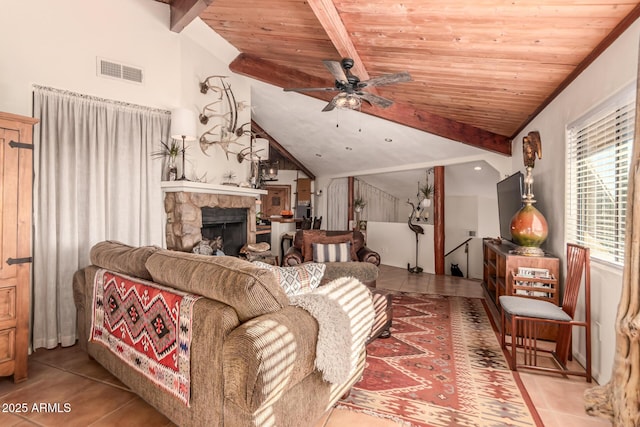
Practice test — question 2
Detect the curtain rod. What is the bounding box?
[32,84,171,115]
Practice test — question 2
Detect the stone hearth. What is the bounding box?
[162,182,266,252]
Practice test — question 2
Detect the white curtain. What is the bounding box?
[32,86,170,350]
[355,179,400,222]
[326,178,349,230]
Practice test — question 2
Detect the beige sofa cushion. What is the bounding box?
[90,240,160,280]
[145,250,289,322]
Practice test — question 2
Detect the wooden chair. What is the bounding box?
[500,243,591,382]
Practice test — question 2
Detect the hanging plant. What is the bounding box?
[420,183,434,199]
[354,197,367,213]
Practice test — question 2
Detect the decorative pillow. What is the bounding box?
[312,242,352,263]
[253,261,326,296]
[301,232,357,262]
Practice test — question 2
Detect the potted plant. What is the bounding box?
[151,140,181,181]
[354,197,367,213]
[420,184,434,208]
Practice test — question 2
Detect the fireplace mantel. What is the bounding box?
[162,182,266,252]
[161,181,267,197]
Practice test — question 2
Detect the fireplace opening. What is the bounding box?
[201,207,247,257]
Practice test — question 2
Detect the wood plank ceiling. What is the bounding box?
[162,0,640,156]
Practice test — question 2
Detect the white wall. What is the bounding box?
[366,221,435,273]
[445,196,476,277]
[179,20,254,184]
[508,19,640,384]
[0,0,253,188]
[1,0,178,115]
[478,196,500,238]
[443,194,500,280]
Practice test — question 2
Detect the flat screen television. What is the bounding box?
[496,171,524,242]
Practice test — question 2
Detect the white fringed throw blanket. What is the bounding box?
[289,277,374,384]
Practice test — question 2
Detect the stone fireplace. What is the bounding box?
[162,182,267,254]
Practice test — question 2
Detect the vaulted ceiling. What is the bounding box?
[155,0,640,201]
[162,0,640,156]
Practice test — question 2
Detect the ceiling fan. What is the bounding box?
[283,58,412,112]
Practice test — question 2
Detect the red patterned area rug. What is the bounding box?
[338,292,542,427]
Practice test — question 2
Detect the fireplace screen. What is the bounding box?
[201,207,247,257]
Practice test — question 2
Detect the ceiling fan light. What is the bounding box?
[335,93,361,110]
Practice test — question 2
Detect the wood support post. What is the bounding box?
[434,166,445,275]
[348,176,354,227]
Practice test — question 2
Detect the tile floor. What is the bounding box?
[0,265,611,426]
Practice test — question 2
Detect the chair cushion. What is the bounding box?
[301,231,357,262]
[499,296,572,321]
[312,242,352,263]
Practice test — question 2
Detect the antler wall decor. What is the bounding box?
[198,75,250,159]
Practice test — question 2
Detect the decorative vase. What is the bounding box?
[510,201,548,256]
[420,198,432,208]
[168,156,178,181]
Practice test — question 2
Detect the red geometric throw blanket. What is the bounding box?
[90,269,201,406]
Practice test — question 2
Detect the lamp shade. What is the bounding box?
[170,108,197,141]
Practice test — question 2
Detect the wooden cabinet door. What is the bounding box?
[0,126,19,282]
[261,185,291,218]
[296,178,311,205]
[0,112,37,383]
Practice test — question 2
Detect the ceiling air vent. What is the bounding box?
[97,57,143,84]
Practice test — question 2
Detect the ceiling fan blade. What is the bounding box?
[360,71,412,88]
[284,87,337,92]
[359,92,394,108]
[322,60,348,84]
[322,95,341,112]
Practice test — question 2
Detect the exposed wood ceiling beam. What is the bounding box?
[307,0,370,81]
[169,0,212,32]
[251,120,316,180]
[232,54,511,156]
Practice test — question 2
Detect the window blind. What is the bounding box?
[565,84,636,265]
